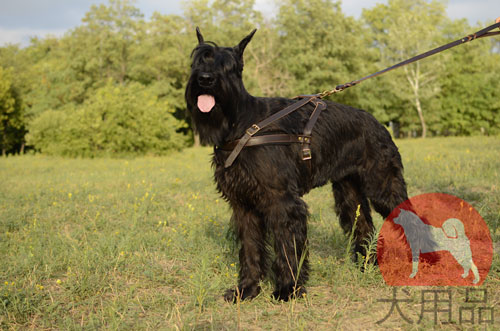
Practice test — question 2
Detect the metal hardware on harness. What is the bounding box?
[302,148,312,161]
[246,124,260,136]
[300,98,325,164]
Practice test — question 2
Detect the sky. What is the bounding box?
[1,0,499,46]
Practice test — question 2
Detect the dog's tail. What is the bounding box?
[442,218,467,239]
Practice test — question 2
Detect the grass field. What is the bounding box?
[1,137,499,329]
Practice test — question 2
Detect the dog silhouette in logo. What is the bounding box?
[393,209,479,284]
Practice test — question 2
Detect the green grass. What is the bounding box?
[1,137,499,329]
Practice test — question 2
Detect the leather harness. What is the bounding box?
[217,19,500,169]
[219,96,326,168]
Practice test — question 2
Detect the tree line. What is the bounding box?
[1,0,499,156]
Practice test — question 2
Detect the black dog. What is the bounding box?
[185,29,408,302]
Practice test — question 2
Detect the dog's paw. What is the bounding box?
[409,272,417,278]
[224,288,238,302]
[223,285,260,303]
[359,254,378,272]
[271,285,306,302]
[355,245,378,270]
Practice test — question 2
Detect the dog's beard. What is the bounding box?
[193,104,231,145]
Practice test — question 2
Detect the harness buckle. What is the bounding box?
[246,124,260,136]
[302,148,312,161]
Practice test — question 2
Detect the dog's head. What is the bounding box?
[393,209,411,226]
[185,28,256,145]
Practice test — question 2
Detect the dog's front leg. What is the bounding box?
[224,206,268,302]
[269,195,309,301]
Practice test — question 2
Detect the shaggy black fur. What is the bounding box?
[185,29,408,302]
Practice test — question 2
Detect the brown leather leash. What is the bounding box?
[221,19,500,168]
[318,18,500,98]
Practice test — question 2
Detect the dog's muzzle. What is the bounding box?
[198,72,215,88]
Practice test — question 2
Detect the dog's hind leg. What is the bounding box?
[367,157,409,219]
[332,176,375,262]
[267,194,309,301]
[224,206,269,302]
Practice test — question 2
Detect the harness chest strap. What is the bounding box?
[221,96,326,168]
[220,134,311,150]
[301,97,327,160]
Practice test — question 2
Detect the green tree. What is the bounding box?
[27,81,188,157]
[0,66,24,155]
[241,22,291,97]
[274,0,376,105]
[183,0,262,45]
[22,0,144,117]
[22,37,84,118]
[363,0,448,137]
[130,13,192,110]
[436,19,500,135]
[74,0,144,85]
[0,46,29,153]
[4,0,499,157]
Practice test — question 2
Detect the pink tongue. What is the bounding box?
[197,95,215,113]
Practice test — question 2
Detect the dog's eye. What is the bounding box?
[202,51,213,61]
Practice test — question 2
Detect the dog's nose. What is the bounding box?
[198,72,215,87]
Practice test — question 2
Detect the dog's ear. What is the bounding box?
[196,27,204,44]
[234,29,257,57]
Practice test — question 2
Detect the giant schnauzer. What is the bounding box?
[185,28,408,302]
